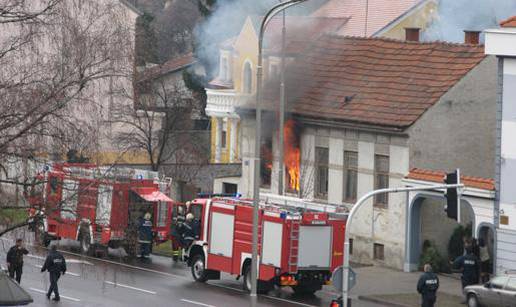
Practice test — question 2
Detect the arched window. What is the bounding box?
[221,57,228,81]
[243,62,252,94]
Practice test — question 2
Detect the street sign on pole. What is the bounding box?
[332,266,356,291]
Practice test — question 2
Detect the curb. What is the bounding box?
[358,296,412,307]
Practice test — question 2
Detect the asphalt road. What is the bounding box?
[0,237,381,307]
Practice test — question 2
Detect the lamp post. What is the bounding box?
[251,0,308,297]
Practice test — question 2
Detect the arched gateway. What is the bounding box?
[402,169,495,272]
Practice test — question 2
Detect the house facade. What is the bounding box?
[485,16,516,274]
[236,33,496,269]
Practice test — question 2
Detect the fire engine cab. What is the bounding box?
[180,196,347,295]
[27,163,178,256]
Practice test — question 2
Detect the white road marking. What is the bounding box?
[262,295,319,307]
[29,287,81,302]
[33,264,80,277]
[103,281,157,295]
[27,254,93,266]
[180,298,217,307]
[205,283,318,307]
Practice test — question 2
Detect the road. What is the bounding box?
[0,237,381,307]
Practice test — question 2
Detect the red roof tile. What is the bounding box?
[137,53,195,82]
[501,16,516,28]
[311,0,419,36]
[406,168,495,191]
[261,35,486,128]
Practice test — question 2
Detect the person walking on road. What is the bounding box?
[417,263,440,307]
[6,238,29,283]
[452,247,480,302]
[41,245,66,301]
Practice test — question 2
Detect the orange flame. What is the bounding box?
[284,120,300,192]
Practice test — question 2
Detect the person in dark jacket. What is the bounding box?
[138,212,153,258]
[6,239,29,283]
[417,264,439,307]
[452,247,480,302]
[178,213,199,248]
[41,245,66,301]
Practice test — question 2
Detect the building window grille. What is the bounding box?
[374,155,389,208]
[315,147,329,199]
[344,151,358,203]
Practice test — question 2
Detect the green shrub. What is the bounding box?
[447,223,473,261]
[419,240,450,273]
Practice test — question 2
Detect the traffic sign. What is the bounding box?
[331,266,357,291]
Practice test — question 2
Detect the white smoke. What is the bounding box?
[195,0,326,78]
[423,0,516,42]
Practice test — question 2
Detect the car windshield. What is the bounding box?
[490,276,509,289]
[506,278,516,291]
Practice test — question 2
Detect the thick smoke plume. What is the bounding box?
[423,0,516,42]
[195,0,325,77]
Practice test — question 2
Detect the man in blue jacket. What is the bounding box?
[417,263,439,307]
[41,245,66,301]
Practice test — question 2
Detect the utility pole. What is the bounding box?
[251,0,308,298]
[278,6,286,196]
[341,183,464,306]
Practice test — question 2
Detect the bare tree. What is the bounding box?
[112,78,209,176]
[0,0,138,236]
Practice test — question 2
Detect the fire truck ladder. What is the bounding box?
[288,218,301,273]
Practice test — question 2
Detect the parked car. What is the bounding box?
[465,272,516,307]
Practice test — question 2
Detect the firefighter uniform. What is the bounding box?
[138,213,153,257]
[178,214,199,248]
[6,244,28,283]
[453,251,480,289]
[41,247,67,301]
[417,271,439,307]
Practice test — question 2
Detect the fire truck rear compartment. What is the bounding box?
[297,225,332,269]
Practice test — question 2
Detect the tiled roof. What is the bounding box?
[311,0,420,36]
[406,168,495,191]
[265,35,486,128]
[500,16,516,28]
[137,53,195,82]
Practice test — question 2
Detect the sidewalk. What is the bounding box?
[344,265,465,307]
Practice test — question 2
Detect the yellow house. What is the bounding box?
[374,0,438,39]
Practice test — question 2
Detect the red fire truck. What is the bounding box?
[27,163,178,256]
[180,196,347,295]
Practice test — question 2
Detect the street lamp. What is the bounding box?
[251,0,308,298]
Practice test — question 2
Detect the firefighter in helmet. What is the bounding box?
[179,213,199,248]
[138,212,153,258]
[170,205,186,261]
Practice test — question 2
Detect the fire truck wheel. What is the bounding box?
[243,264,252,292]
[191,254,208,282]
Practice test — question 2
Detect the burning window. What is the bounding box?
[284,120,300,193]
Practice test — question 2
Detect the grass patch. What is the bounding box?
[0,208,28,226]
[152,240,175,257]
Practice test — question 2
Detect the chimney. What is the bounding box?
[464,30,480,45]
[405,28,420,42]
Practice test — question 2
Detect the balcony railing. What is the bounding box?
[206,89,252,117]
